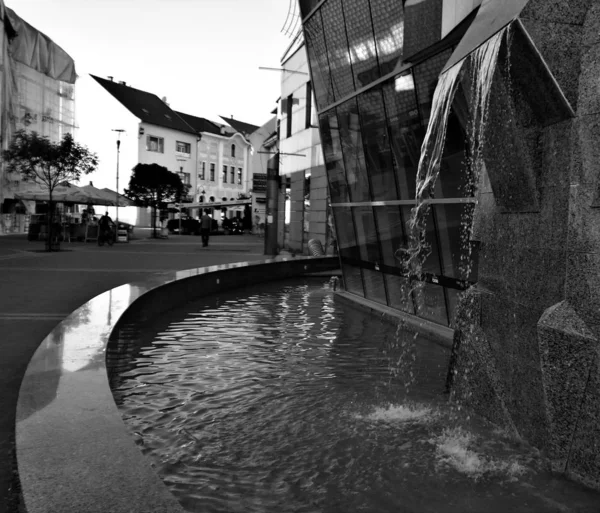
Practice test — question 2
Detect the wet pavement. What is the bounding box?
[0,232,266,513]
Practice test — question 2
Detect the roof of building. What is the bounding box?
[174,111,223,136]
[90,75,198,135]
[219,116,260,136]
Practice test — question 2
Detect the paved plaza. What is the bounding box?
[0,232,266,512]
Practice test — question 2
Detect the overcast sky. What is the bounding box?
[11,0,295,188]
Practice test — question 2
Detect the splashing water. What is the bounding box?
[433,427,528,480]
[355,403,436,423]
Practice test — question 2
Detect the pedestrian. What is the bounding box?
[200,209,212,247]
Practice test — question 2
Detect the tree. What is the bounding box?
[3,130,98,251]
[125,163,187,238]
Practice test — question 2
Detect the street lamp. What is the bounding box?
[176,158,186,235]
[112,129,125,230]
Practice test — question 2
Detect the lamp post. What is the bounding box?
[112,129,125,230]
[176,158,186,235]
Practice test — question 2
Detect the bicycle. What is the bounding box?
[98,226,115,246]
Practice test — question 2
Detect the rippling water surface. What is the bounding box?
[109,278,600,513]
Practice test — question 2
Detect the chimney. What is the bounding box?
[162,96,169,106]
[89,181,93,186]
[119,81,127,86]
[108,76,113,82]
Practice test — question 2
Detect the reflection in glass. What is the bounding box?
[322,0,355,100]
[299,0,321,18]
[358,88,398,201]
[374,206,407,268]
[385,273,415,314]
[403,0,443,58]
[370,0,404,75]
[333,207,359,260]
[305,11,335,110]
[435,203,474,281]
[382,76,420,200]
[352,206,380,263]
[363,268,387,305]
[415,282,448,325]
[343,264,365,297]
[338,99,370,202]
[320,113,349,203]
[344,0,379,90]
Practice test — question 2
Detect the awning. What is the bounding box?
[442,0,530,73]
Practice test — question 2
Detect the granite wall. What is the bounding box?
[451,0,600,489]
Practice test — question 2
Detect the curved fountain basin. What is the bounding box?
[15,256,338,513]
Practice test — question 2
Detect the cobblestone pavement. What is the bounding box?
[0,233,266,512]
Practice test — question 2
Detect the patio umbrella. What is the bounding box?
[79,184,135,207]
[14,183,96,203]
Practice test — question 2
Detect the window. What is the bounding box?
[210,163,215,181]
[176,141,191,154]
[286,93,293,138]
[146,135,164,153]
[305,81,312,129]
[199,162,206,180]
[181,172,190,185]
[230,166,235,184]
[223,165,228,183]
[237,168,242,185]
[231,144,236,157]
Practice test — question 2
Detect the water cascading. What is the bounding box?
[391,25,512,397]
[405,25,511,307]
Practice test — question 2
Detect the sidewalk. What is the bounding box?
[0,233,266,512]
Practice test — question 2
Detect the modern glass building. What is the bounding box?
[299,0,483,326]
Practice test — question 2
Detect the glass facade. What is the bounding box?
[301,0,476,326]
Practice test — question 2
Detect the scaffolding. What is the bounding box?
[0,4,77,232]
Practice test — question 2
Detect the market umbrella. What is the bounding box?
[14,183,95,203]
[79,184,135,207]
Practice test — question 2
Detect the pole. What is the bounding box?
[264,153,280,256]
[112,129,125,236]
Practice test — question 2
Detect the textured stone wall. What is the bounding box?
[452,0,600,489]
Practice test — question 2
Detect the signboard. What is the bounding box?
[252,173,267,193]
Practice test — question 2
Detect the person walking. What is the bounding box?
[200,209,212,247]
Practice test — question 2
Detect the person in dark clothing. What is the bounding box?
[98,212,114,245]
[200,209,212,247]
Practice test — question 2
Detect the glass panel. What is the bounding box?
[374,206,407,268]
[357,88,398,201]
[343,0,379,90]
[434,110,469,199]
[415,282,448,325]
[322,0,355,100]
[363,268,387,305]
[403,0,443,59]
[304,11,335,111]
[401,206,441,275]
[370,0,405,76]
[343,264,365,297]
[413,49,452,125]
[333,207,359,260]
[446,288,461,326]
[385,273,415,314]
[352,206,380,263]
[434,203,475,281]
[319,113,349,203]
[299,0,321,18]
[337,99,370,202]
[382,74,421,200]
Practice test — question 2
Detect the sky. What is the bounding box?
[10,0,296,190]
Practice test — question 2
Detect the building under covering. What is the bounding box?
[0,2,77,233]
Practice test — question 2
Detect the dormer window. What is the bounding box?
[231,144,236,157]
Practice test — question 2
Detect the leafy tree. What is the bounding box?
[125,163,188,238]
[3,130,98,251]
